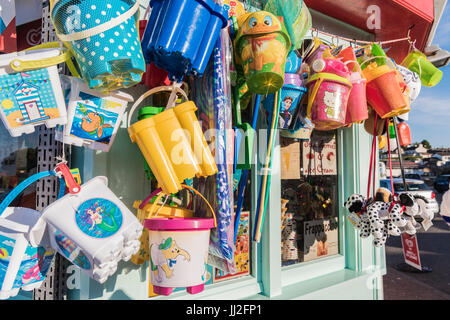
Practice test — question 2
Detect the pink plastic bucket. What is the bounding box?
[307,73,352,130]
[144,217,215,296]
[345,73,368,124]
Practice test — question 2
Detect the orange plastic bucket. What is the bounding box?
[362,57,409,119]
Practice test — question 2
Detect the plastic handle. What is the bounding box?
[51,1,140,42]
[306,77,324,119]
[146,185,217,228]
[0,218,30,233]
[127,85,189,128]
[55,163,81,194]
[9,42,77,74]
[0,171,65,218]
[360,56,396,70]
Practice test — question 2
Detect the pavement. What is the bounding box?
[383,191,450,300]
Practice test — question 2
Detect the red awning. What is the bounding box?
[304,0,435,63]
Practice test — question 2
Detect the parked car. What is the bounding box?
[434,174,450,193]
[404,173,423,180]
[380,178,439,214]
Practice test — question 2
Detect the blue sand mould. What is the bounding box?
[141,0,229,81]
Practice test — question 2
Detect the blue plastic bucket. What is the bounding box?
[51,0,146,91]
[141,0,228,81]
[264,73,307,130]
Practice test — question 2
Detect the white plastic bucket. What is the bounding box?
[0,49,68,137]
[56,77,133,152]
[41,176,143,283]
[142,185,217,296]
[0,207,55,300]
[145,219,214,296]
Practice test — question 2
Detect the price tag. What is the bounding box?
[421,219,433,231]
[347,213,361,227]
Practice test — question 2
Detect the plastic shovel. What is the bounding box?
[254,91,282,242]
[234,94,261,243]
[234,87,256,171]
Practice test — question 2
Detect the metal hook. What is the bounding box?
[331,35,338,46]
[312,28,319,39]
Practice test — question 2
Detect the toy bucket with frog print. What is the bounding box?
[56,76,133,152]
[128,86,218,195]
[143,185,217,296]
[362,57,409,119]
[0,170,67,300]
[0,45,71,137]
[306,58,352,131]
[40,176,143,284]
[234,11,291,95]
[51,0,146,91]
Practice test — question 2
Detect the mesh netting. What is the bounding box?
[51,0,146,92]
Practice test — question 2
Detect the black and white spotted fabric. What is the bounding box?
[344,194,366,213]
[388,203,407,227]
[366,201,387,229]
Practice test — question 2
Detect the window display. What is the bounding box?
[280,131,339,266]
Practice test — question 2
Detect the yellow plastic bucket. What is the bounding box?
[128,86,217,195]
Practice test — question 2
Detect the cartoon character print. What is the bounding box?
[323,90,342,120]
[279,96,294,129]
[76,199,122,238]
[397,65,421,102]
[150,238,191,283]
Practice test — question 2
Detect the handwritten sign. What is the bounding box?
[401,233,422,270]
[281,141,301,180]
[302,135,337,176]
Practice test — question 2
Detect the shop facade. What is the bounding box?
[5,0,445,300]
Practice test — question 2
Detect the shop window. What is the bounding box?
[0,125,38,207]
[280,131,339,266]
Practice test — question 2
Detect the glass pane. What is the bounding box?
[280,131,340,266]
[0,125,38,208]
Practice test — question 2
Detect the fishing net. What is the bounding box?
[264,0,312,51]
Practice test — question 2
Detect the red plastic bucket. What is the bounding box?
[362,58,409,119]
[345,73,368,124]
[139,20,171,88]
[397,122,411,146]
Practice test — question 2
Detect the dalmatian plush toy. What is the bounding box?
[344,188,408,247]
[399,193,434,235]
[344,193,387,246]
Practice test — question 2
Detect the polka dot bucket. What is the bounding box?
[51,0,146,92]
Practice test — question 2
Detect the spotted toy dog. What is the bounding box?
[344,188,408,247]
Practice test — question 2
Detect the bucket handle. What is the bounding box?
[0,171,66,233]
[127,85,189,128]
[10,42,80,78]
[51,1,140,43]
[360,56,397,71]
[146,185,217,228]
[306,77,324,119]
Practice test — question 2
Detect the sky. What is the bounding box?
[408,3,450,148]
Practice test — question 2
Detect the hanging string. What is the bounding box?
[310,28,413,47]
[55,129,68,166]
[386,119,395,195]
[366,113,378,201]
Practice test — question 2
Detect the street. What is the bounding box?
[383,191,450,300]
